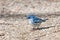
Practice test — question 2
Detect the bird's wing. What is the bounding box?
[33,17,43,23]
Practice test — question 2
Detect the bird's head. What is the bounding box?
[27,15,36,19]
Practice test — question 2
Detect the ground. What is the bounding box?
[0,0,60,40]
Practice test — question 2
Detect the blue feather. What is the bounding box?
[27,14,48,24]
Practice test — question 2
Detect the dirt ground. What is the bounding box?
[0,0,60,40]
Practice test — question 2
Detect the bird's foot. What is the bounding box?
[30,28,40,31]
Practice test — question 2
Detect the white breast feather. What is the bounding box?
[28,19,33,24]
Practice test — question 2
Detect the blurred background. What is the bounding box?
[0,0,60,40]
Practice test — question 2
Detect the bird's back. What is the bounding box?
[33,17,44,23]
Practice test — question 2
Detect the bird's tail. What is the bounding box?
[42,18,48,22]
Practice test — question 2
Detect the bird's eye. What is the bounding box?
[27,17,30,19]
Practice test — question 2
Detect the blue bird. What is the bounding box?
[27,14,48,29]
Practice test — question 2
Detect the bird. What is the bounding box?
[27,14,48,30]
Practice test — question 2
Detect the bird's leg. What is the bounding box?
[32,23,41,30]
[37,23,40,28]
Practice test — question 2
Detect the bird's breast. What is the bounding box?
[28,19,33,24]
